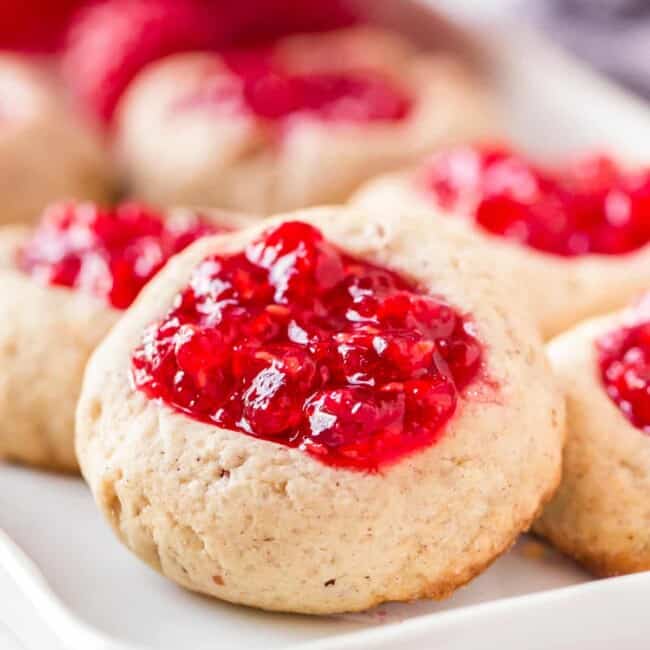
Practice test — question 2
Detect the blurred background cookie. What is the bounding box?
[352,144,650,338]
[0,55,111,225]
[0,201,241,472]
[536,296,650,576]
[114,26,492,214]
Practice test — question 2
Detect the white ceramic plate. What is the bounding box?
[2,2,650,649]
[0,465,591,650]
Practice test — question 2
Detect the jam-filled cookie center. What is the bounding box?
[598,316,650,432]
[178,49,412,123]
[131,221,483,471]
[421,145,650,257]
[18,202,220,309]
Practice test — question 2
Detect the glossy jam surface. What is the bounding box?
[19,202,219,310]
[131,221,482,471]
[598,315,650,432]
[423,145,650,257]
[181,49,412,124]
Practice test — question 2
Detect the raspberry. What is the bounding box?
[19,201,220,309]
[598,315,650,432]
[182,48,412,124]
[423,145,650,257]
[132,221,483,471]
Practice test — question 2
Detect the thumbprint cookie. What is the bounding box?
[536,296,650,576]
[0,201,245,471]
[116,27,492,213]
[352,145,650,338]
[0,54,111,225]
[76,206,563,613]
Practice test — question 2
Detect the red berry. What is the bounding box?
[303,387,407,469]
[246,221,346,303]
[242,70,411,122]
[598,316,650,433]
[403,378,456,426]
[18,201,221,309]
[185,49,412,125]
[131,221,483,471]
[241,344,317,436]
[422,145,650,258]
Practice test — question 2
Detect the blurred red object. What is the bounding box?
[223,0,359,44]
[62,0,225,123]
[0,0,81,51]
[2,0,358,122]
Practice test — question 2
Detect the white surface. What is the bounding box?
[0,561,64,650]
[0,465,589,650]
[2,3,650,649]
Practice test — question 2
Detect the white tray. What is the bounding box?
[3,3,650,649]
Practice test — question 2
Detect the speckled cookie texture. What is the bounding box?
[351,171,650,339]
[0,55,112,226]
[0,208,251,473]
[76,206,564,614]
[0,225,117,472]
[115,26,492,214]
[535,308,650,576]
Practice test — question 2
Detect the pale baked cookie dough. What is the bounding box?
[0,55,112,225]
[351,166,650,339]
[115,26,493,214]
[535,304,650,576]
[76,206,563,614]
[0,205,251,473]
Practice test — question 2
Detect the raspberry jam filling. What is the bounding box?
[131,221,482,471]
[179,49,412,123]
[598,315,650,432]
[422,145,650,257]
[18,202,219,310]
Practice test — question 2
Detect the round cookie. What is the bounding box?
[0,54,112,225]
[0,202,250,472]
[76,206,563,614]
[351,146,650,339]
[115,26,492,214]
[535,300,650,576]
